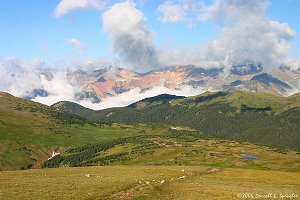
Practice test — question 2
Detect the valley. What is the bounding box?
[0,91,299,199]
[42,128,300,172]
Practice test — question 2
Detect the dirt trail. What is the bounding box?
[103,168,221,200]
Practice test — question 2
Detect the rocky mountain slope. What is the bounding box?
[28,63,300,105]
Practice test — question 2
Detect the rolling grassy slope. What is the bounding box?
[42,129,300,172]
[0,92,166,170]
[1,92,300,199]
[1,166,299,200]
[53,92,300,150]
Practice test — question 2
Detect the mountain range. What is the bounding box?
[27,63,300,105]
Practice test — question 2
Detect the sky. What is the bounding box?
[0,0,300,109]
[0,0,299,70]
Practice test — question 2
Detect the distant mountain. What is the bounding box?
[54,91,300,151]
[231,62,263,75]
[26,63,300,106]
[51,101,95,118]
[128,94,185,108]
[251,73,292,89]
[24,88,49,99]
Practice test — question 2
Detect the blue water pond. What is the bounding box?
[240,154,258,160]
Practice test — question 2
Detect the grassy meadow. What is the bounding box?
[1,92,300,199]
[1,166,299,200]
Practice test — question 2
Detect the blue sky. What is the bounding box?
[0,0,299,67]
[265,0,300,59]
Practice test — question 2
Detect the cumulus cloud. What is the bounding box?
[200,0,294,68]
[158,1,295,70]
[0,57,80,105]
[78,85,205,110]
[282,59,300,71]
[32,72,78,105]
[198,0,269,22]
[156,0,198,27]
[53,0,104,17]
[67,38,86,54]
[54,0,296,71]
[157,1,186,23]
[70,58,116,71]
[159,0,296,70]
[0,57,45,97]
[102,1,159,72]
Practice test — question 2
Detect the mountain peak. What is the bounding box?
[231,62,263,75]
[15,63,300,108]
[128,94,185,108]
[251,73,291,89]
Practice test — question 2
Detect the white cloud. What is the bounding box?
[282,59,300,71]
[78,85,205,110]
[67,38,86,54]
[156,0,198,27]
[102,1,159,72]
[0,57,79,105]
[0,57,44,97]
[157,1,186,23]
[198,0,269,22]
[159,0,296,70]
[54,0,297,71]
[198,0,295,68]
[70,58,116,71]
[53,0,104,17]
[32,73,78,105]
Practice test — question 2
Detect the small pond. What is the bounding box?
[240,154,258,160]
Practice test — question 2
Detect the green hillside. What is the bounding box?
[55,92,300,150]
[0,92,165,170]
[1,92,300,199]
[51,100,96,118]
[2,91,300,171]
[42,128,300,172]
